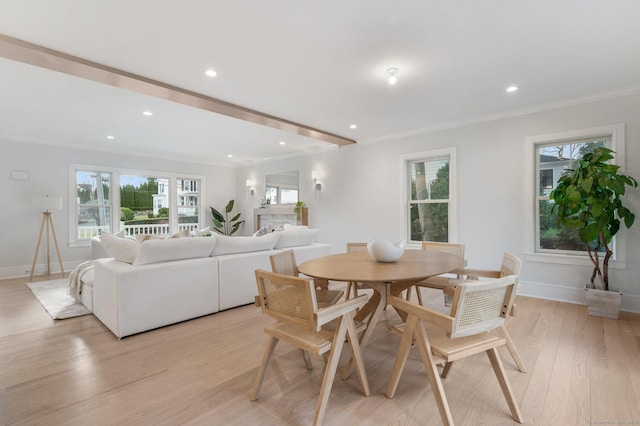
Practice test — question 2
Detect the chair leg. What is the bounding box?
[416,286,423,305]
[300,349,313,370]
[486,347,524,423]
[413,319,454,426]
[314,316,349,426]
[250,336,279,401]
[441,361,453,378]
[496,325,527,373]
[345,312,370,397]
[386,315,418,398]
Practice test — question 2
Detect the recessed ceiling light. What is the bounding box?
[386,68,399,85]
[143,111,153,116]
[106,135,115,140]
[506,86,518,93]
[279,141,286,145]
[349,124,357,129]
[205,69,217,77]
[227,154,233,158]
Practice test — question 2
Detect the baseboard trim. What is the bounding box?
[0,261,83,280]
[519,280,640,314]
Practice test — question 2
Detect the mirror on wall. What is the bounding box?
[265,171,299,204]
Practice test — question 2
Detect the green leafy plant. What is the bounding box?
[294,201,305,222]
[210,200,244,236]
[550,147,637,290]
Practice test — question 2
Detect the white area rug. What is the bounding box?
[27,279,91,320]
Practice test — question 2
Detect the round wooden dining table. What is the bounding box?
[299,249,464,378]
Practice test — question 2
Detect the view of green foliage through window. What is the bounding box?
[537,138,608,252]
[74,169,201,240]
[409,158,450,242]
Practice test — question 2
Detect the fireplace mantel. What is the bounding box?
[254,206,308,232]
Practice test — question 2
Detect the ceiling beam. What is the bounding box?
[0,34,356,147]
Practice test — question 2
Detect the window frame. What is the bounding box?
[69,164,205,247]
[400,147,457,248]
[523,123,628,267]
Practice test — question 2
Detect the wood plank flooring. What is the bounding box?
[1,276,639,425]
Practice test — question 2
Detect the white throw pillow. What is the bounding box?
[100,233,140,264]
[252,226,269,237]
[211,232,279,256]
[191,226,212,237]
[282,224,309,230]
[134,237,217,265]
[274,228,319,249]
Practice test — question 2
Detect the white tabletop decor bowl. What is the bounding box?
[367,238,406,263]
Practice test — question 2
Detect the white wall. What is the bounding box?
[0,140,235,278]
[237,93,640,312]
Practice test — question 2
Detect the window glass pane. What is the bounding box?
[535,137,609,254]
[177,178,200,233]
[76,171,111,239]
[265,186,278,204]
[281,188,298,204]
[410,203,448,242]
[120,175,168,236]
[409,158,449,201]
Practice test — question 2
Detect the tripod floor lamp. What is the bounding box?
[29,196,65,281]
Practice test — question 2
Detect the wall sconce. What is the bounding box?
[246,179,255,196]
[311,171,323,191]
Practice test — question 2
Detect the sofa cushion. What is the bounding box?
[133,237,217,266]
[135,234,164,244]
[274,228,319,249]
[191,226,212,237]
[99,233,139,264]
[211,232,279,256]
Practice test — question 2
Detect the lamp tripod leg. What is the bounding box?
[29,213,47,281]
[48,214,65,278]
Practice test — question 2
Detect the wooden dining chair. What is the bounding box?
[409,241,465,305]
[386,275,524,425]
[251,270,370,426]
[344,242,368,300]
[270,249,343,307]
[443,252,526,373]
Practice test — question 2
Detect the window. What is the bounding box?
[525,124,627,265]
[536,138,609,253]
[402,148,457,244]
[74,170,112,240]
[177,178,201,232]
[69,165,204,246]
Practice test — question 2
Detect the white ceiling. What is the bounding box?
[1,0,640,166]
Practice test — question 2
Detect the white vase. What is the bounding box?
[367,238,406,263]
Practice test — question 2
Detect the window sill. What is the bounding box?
[524,252,627,269]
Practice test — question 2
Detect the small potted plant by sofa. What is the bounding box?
[550,147,637,319]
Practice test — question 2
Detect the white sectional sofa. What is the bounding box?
[85,228,330,338]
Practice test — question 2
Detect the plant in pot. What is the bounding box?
[294,201,305,224]
[550,147,637,318]
[210,200,244,236]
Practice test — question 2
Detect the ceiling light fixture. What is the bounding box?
[349,124,357,129]
[279,141,286,145]
[386,68,399,85]
[506,85,518,93]
[106,135,115,140]
[227,154,233,158]
[143,111,153,116]
[205,69,217,77]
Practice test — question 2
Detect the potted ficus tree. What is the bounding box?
[550,147,637,318]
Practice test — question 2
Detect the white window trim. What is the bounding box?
[69,163,205,247]
[523,123,628,268]
[400,147,457,249]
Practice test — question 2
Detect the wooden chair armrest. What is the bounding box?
[388,295,453,334]
[316,295,368,326]
[456,268,501,280]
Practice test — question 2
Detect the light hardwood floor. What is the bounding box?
[1,275,639,425]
